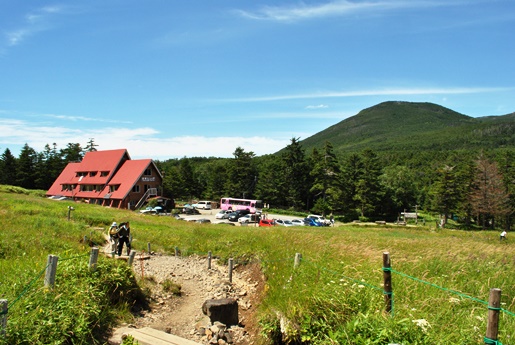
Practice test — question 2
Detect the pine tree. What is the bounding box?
[354,149,383,218]
[16,144,38,189]
[225,147,256,198]
[0,148,17,185]
[282,137,309,210]
[310,142,340,216]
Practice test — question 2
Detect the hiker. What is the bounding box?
[117,221,131,256]
[108,222,119,254]
[500,230,507,241]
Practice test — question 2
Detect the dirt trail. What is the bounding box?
[107,248,264,345]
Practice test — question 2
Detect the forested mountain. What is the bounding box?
[298,101,515,154]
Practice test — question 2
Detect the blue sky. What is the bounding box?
[1,1,514,160]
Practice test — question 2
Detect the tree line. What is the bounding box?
[1,139,514,230]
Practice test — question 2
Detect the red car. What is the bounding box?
[259,219,276,227]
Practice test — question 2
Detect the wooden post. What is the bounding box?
[208,251,212,270]
[485,288,502,343]
[228,258,234,283]
[0,299,7,337]
[128,250,136,266]
[147,242,151,255]
[89,247,99,271]
[44,254,59,289]
[294,253,302,268]
[382,252,393,314]
[174,246,179,257]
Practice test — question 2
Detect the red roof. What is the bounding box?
[108,159,154,200]
[46,149,161,203]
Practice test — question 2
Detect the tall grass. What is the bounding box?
[1,186,514,344]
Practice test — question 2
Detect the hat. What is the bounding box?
[112,222,117,227]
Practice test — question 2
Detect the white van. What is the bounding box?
[192,201,212,210]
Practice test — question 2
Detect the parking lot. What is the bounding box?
[177,208,304,226]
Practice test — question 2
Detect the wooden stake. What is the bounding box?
[485,288,502,343]
[383,252,392,314]
[44,255,59,289]
[89,247,99,271]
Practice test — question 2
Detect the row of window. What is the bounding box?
[75,169,153,178]
[61,184,153,193]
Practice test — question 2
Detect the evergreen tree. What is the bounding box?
[225,147,257,198]
[35,143,64,190]
[497,150,515,230]
[84,138,98,152]
[339,153,362,217]
[379,165,417,216]
[61,143,83,163]
[429,165,461,228]
[309,142,340,216]
[0,148,17,185]
[254,155,285,208]
[282,137,309,210]
[354,149,383,218]
[16,144,38,189]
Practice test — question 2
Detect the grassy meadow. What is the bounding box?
[1,185,515,344]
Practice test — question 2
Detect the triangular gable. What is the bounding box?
[46,162,81,197]
[107,159,156,200]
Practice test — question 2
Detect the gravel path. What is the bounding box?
[108,251,263,345]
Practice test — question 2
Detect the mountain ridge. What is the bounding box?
[296,101,515,154]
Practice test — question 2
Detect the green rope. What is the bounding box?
[484,336,502,345]
[488,306,502,311]
[8,263,49,310]
[390,268,489,306]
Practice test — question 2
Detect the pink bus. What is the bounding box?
[220,197,263,214]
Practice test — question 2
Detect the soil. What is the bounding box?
[107,249,265,345]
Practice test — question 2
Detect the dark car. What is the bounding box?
[182,207,200,215]
[228,209,250,222]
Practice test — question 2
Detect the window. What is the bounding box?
[144,168,152,176]
[76,172,87,177]
[89,171,97,177]
[109,185,120,193]
[132,185,140,193]
[100,171,109,177]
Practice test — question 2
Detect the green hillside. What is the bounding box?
[300,101,515,154]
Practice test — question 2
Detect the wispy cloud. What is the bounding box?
[306,104,329,110]
[4,5,66,47]
[225,87,511,102]
[43,113,133,124]
[235,0,454,22]
[0,118,288,159]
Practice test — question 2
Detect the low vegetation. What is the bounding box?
[1,186,515,344]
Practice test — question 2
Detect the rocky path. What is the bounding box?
[108,251,264,345]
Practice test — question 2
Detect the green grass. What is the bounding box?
[1,185,515,344]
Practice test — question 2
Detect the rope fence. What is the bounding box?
[1,238,512,344]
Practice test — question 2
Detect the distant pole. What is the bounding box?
[208,251,212,270]
[174,246,179,257]
[44,255,59,289]
[89,247,99,271]
[0,299,7,337]
[294,253,302,269]
[147,242,151,255]
[382,252,393,314]
[485,288,502,343]
[128,250,137,266]
[228,258,234,283]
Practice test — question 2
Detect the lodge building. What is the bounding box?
[46,149,163,209]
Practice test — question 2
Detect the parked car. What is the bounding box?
[291,219,306,226]
[215,210,232,219]
[182,206,200,215]
[304,217,324,227]
[259,219,276,227]
[238,213,260,224]
[275,219,294,227]
[228,209,250,222]
[192,201,212,210]
[195,218,211,224]
[307,214,331,226]
[139,206,163,214]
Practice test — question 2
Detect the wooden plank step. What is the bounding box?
[112,327,203,345]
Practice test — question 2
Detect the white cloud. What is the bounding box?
[0,118,288,160]
[306,104,329,110]
[226,87,511,102]
[236,0,455,22]
[4,5,66,47]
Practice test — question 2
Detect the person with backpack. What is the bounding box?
[117,221,131,256]
[108,222,119,255]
